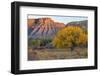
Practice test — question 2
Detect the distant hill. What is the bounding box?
[66,20,88,30]
[28,18,65,39]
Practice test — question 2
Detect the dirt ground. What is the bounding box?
[28,47,88,60]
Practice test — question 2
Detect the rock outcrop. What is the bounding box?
[28,18,65,39]
[66,20,88,30]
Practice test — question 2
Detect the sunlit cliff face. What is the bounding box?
[28,18,65,39]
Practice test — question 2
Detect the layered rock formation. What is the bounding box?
[66,20,88,30]
[28,18,65,39]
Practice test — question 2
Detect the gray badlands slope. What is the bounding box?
[28,18,65,39]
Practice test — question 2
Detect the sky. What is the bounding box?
[28,14,88,25]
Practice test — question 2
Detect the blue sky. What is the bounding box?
[28,14,88,25]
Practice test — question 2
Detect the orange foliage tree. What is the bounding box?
[52,26,87,49]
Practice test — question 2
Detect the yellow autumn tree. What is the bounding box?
[52,26,87,49]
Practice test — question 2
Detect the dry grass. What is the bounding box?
[28,47,88,61]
